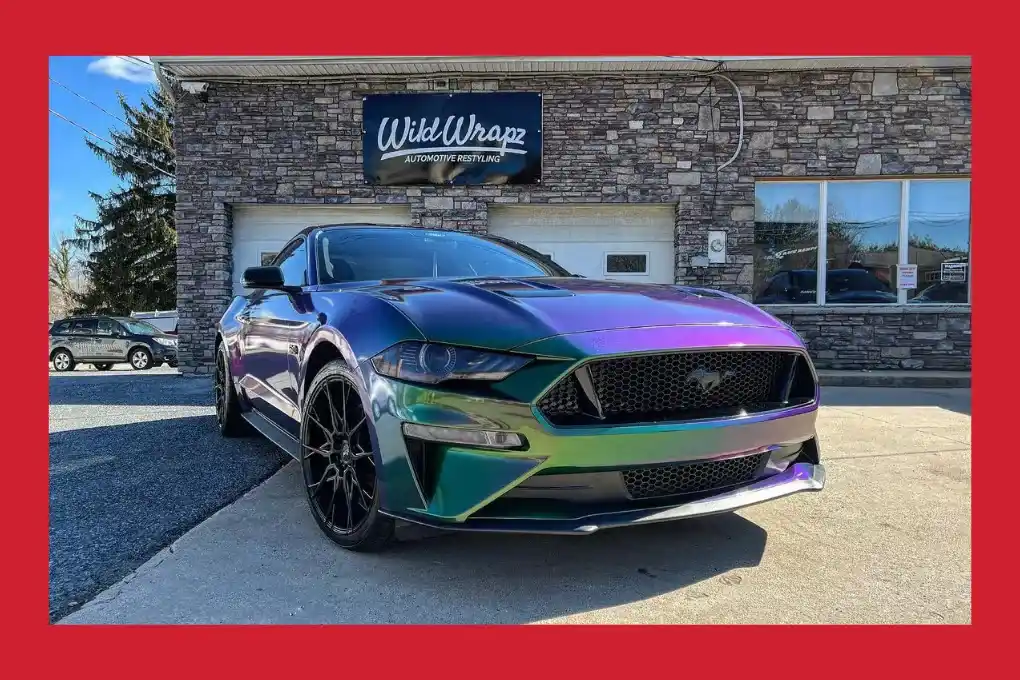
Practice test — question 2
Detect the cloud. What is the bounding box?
[86,56,156,84]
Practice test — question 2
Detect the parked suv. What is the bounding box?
[49,316,179,372]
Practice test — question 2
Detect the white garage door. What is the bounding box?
[488,205,676,284]
[232,205,413,294]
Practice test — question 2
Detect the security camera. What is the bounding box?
[181,81,209,95]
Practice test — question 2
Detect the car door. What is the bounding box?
[238,236,317,437]
[95,318,125,360]
[68,318,99,360]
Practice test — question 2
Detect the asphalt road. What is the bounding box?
[58,384,971,624]
[48,365,289,621]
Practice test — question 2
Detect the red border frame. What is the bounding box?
[9,0,1001,672]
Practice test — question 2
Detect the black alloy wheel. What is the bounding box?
[214,342,249,437]
[301,360,394,552]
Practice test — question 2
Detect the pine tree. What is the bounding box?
[70,88,176,315]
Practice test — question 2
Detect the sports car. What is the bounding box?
[214,224,825,552]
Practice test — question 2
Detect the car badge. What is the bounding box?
[685,368,734,393]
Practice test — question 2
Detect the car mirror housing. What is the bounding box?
[243,266,290,291]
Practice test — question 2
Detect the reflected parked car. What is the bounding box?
[909,281,969,304]
[754,268,898,304]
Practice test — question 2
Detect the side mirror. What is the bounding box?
[243,266,287,290]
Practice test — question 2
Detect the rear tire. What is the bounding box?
[302,360,395,553]
[52,349,75,372]
[214,341,251,437]
[129,347,153,371]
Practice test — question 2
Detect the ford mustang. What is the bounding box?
[215,225,825,552]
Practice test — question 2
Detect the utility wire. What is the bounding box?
[49,77,174,154]
[117,55,153,68]
[48,108,174,179]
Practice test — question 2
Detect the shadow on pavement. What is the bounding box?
[822,385,970,416]
[48,414,288,622]
[368,512,769,623]
[48,373,211,407]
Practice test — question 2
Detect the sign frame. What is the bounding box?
[361,91,544,187]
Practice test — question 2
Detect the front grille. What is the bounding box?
[537,350,812,426]
[622,453,767,499]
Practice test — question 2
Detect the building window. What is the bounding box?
[605,252,649,275]
[260,251,278,267]
[753,182,821,304]
[753,178,971,305]
[907,180,971,304]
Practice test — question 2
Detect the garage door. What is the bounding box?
[488,205,676,284]
[232,205,413,294]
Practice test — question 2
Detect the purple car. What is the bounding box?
[215,226,825,552]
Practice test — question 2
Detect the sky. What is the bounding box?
[48,56,158,247]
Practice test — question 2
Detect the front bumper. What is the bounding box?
[365,367,823,531]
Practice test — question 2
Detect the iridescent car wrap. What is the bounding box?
[216,225,824,547]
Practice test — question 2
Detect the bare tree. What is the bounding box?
[48,233,84,321]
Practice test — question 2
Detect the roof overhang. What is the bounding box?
[151,55,970,82]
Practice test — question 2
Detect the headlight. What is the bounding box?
[154,337,177,347]
[371,341,530,385]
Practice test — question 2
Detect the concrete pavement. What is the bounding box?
[59,387,970,624]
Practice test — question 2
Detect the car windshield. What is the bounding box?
[118,318,162,335]
[315,227,573,284]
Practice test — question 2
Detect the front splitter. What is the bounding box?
[384,462,826,535]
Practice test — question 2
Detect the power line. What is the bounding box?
[49,108,174,179]
[49,77,174,154]
[112,55,154,69]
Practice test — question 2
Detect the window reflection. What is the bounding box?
[825,181,900,304]
[907,180,971,304]
[753,182,820,304]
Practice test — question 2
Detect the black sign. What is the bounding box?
[363,92,542,186]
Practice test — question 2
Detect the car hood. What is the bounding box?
[345,277,787,352]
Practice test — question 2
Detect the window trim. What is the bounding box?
[603,251,651,277]
[755,176,971,307]
[258,250,279,267]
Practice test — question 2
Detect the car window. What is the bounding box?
[118,318,161,336]
[96,319,118,336]
[276,239,308,288]
[51,320,72,335]
[70,319,97,335]
[316,228,571,284]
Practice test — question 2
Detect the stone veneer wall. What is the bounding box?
[173,68,971,374]
[770,306,971,371]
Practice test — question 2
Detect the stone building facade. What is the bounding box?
[168,61,971,375]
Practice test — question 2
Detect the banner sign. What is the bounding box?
[362,92,542,186]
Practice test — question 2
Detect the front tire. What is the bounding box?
[129,347,153,370]
[301,360,394,553]
[52,349,75,372]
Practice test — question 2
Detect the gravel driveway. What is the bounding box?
[48,367,289,621]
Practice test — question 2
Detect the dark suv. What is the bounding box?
[49,316,179,372]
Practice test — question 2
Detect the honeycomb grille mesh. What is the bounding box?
[538,351,793,426]
[622,453,767,499]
